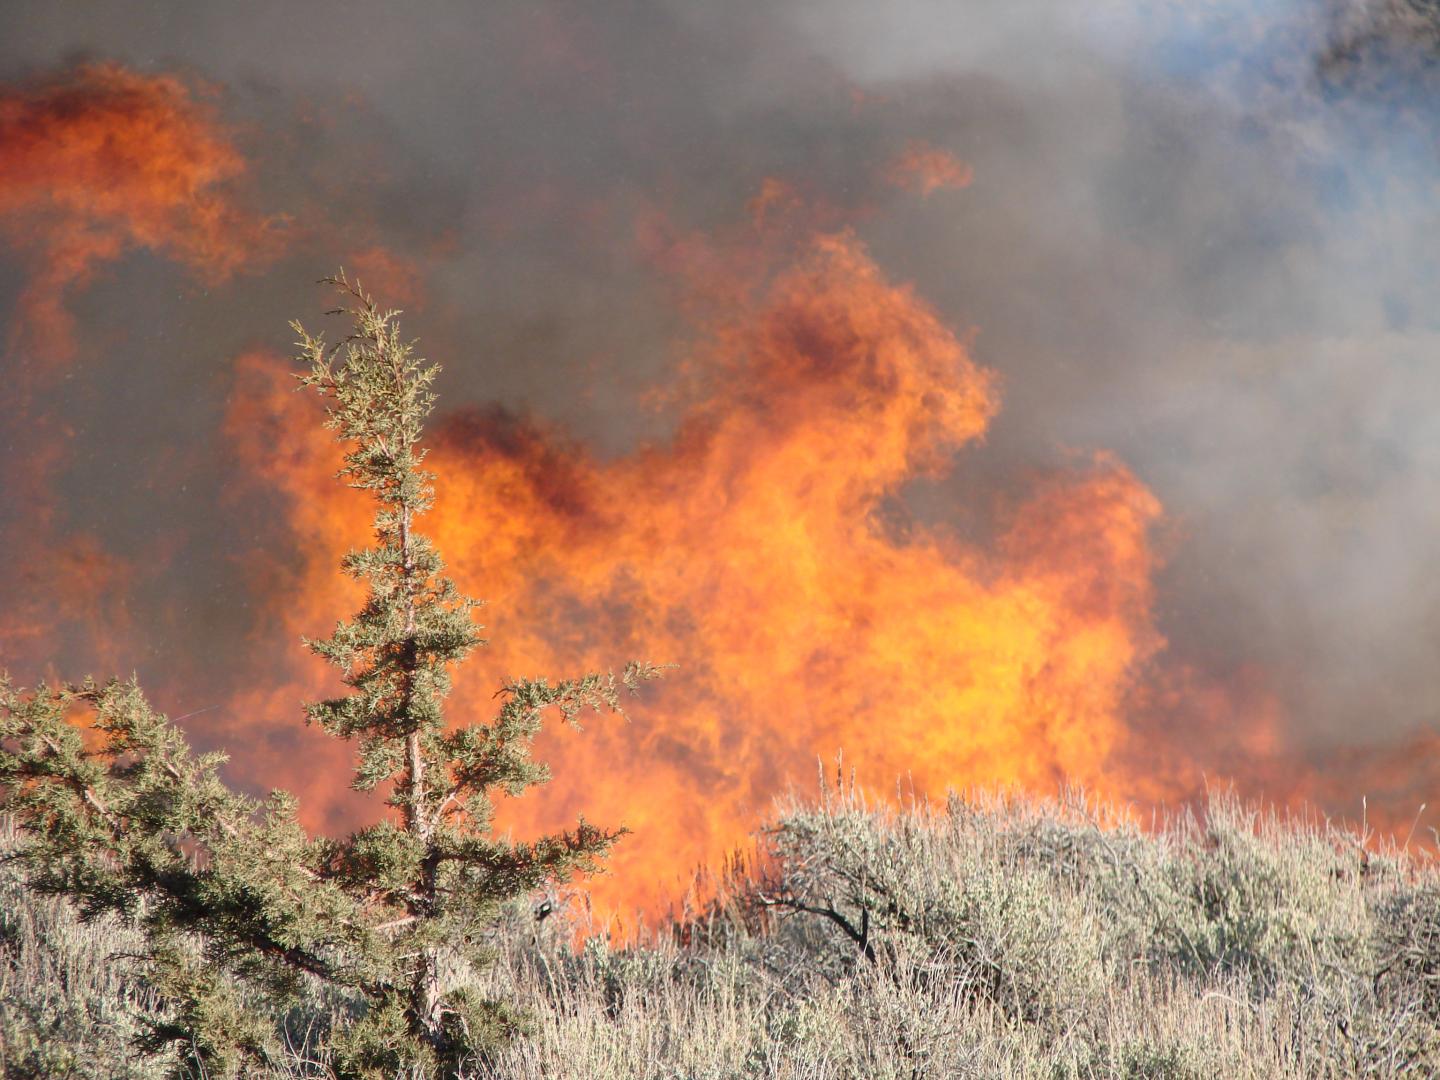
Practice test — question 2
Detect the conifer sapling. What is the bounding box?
[0,275,660,1078]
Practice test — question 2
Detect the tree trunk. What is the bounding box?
[410,946,446,1056]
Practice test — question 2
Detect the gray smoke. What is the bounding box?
[2,0,1439,791]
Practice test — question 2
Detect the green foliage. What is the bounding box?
[8,787,1440,1077]
[0,274,658,1078]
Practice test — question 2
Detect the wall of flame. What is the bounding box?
[2,54,1433,920]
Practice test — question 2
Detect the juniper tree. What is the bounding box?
[0,275,659,1079]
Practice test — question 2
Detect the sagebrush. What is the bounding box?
[5,784,1440,1078]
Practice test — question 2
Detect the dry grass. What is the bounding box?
[5,784,1440,1078]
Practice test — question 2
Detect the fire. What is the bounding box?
[0,62,279,365]
[225,229,1170,915]
[344,246,427,310]
[2,60,1431,925]
[0,535,136,684]
[0,62,282,683]
[886,141,975,197]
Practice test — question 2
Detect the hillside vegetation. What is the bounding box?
[4,783,1440,1078]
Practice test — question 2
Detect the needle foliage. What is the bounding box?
[0,275,659,1079]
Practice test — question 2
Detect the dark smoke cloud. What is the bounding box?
[2,1,1439,811]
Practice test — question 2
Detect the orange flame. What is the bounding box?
[886,141,974,197]
[224,229,1177,915]
[0,62,280,365]
[0,62,283,681]
[1,535,137,684]
[344,246,427,311]
[1,63,1426,917]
